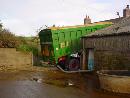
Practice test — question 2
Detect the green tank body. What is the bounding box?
[39,22,112,64]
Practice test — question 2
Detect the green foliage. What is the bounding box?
[0,21,17,48]
[0,21,2,30]
[0,29,17,48]
[16,36,40,55]
[0,21,39,55]
[17,44,38,55]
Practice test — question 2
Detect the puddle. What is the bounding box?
[43,79,69,87]
[105,71,130,76]
[0,68,129,98]
[32,77,43,83]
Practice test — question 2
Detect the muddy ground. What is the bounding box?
[0,66,129,98]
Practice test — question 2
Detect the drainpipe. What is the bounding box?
[82,38,86,70]
[88,48,94,71]
[82,49,86,70]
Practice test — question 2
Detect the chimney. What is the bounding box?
[123,5,130,17]
[126,5,129,9]
[84,15,91,25]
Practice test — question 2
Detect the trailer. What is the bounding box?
[39,22,112,71]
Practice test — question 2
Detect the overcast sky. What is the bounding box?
[0,0,129,36]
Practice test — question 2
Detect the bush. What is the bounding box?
[17,44,38,55]
[0,22,39,55]
[0,29,17,48]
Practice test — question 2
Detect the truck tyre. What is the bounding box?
[58,60,66,69]
[68,59,80,71]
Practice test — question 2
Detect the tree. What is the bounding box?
[0,21,17,48]
[0,20,2,31]
[0,29,17,48]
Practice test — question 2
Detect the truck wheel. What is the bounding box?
[58,61,66,69]
[68,59,80,71]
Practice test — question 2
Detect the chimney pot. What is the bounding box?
[126,5,129,9]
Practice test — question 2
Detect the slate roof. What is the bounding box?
[83,17,130,38]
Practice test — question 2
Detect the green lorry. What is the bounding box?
[39,22,112,70]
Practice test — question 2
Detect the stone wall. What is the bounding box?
[84,35,130,51]
[97,70,130,94]
[94,51,130,70]
[0,48,32,71]
[82,35,130,70]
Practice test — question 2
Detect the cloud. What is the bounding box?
[0,0,129,36]
[2,19,34,36]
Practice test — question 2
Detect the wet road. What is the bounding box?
[0,68,129,98]
[0,81,88,98]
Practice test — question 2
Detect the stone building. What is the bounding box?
[81,15,130,70]
[81,5,130,70]
[84,5,130,25]
[123,5,130,17]
[83,5,130,26]
[84,15,91,25]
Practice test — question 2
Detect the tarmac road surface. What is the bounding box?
[0,68,129,98]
